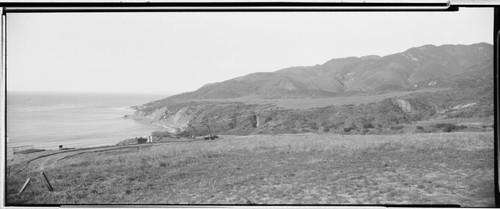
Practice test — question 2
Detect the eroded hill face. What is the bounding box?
[132,43,493,136]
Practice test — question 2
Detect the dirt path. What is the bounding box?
[8,139,197,174]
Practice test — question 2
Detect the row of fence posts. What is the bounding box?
[17,172,54,195]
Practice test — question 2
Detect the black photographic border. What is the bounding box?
[0,1,498,207]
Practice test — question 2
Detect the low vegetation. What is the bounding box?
[414,123,468,133]
[6,132,494,206]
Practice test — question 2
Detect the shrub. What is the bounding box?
[413,126,426,133]
[390,125,404,130]
[363,123,374,129]
[308,122,318,130]
[433,123,467,133]
[442,124,456,132]
[137,137,147,144]
[434,123,446,129]
[344,127,355,132]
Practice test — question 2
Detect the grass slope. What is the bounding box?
[6,132,494,206]
[196,88,446,110]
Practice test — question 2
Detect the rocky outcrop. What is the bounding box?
[453,103,477,110]
[395,99,412,113]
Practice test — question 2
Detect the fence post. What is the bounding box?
[40,172,54,192]
[18,178,31,195]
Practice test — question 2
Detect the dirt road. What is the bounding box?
[8,139,197,175]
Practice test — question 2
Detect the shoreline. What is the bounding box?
[7,117,174,151]
[125,115,179,134]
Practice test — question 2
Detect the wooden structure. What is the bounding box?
[40,172,54,192]
[18,178,31,195]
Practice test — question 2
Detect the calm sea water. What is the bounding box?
[6,92,168,149]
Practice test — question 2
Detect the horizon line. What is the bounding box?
[5,90,181,95]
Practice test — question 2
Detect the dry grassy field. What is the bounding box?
[6,132,494,206]
[197,88,446,109]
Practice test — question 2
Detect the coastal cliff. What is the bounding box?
[131,90,492,136]
[132,101,269,136]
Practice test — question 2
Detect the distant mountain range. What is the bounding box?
[166,42,493,100]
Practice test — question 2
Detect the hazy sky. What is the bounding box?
[7,8,493,94]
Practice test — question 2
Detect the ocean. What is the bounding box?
[6,92,168,149]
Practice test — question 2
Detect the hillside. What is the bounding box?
[163,42,492,100]
[131,43,493,137]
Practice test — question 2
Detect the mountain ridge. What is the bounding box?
[162,42,492,101]
[131,42,493,136]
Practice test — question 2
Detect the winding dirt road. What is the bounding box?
[8,139,197,174]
